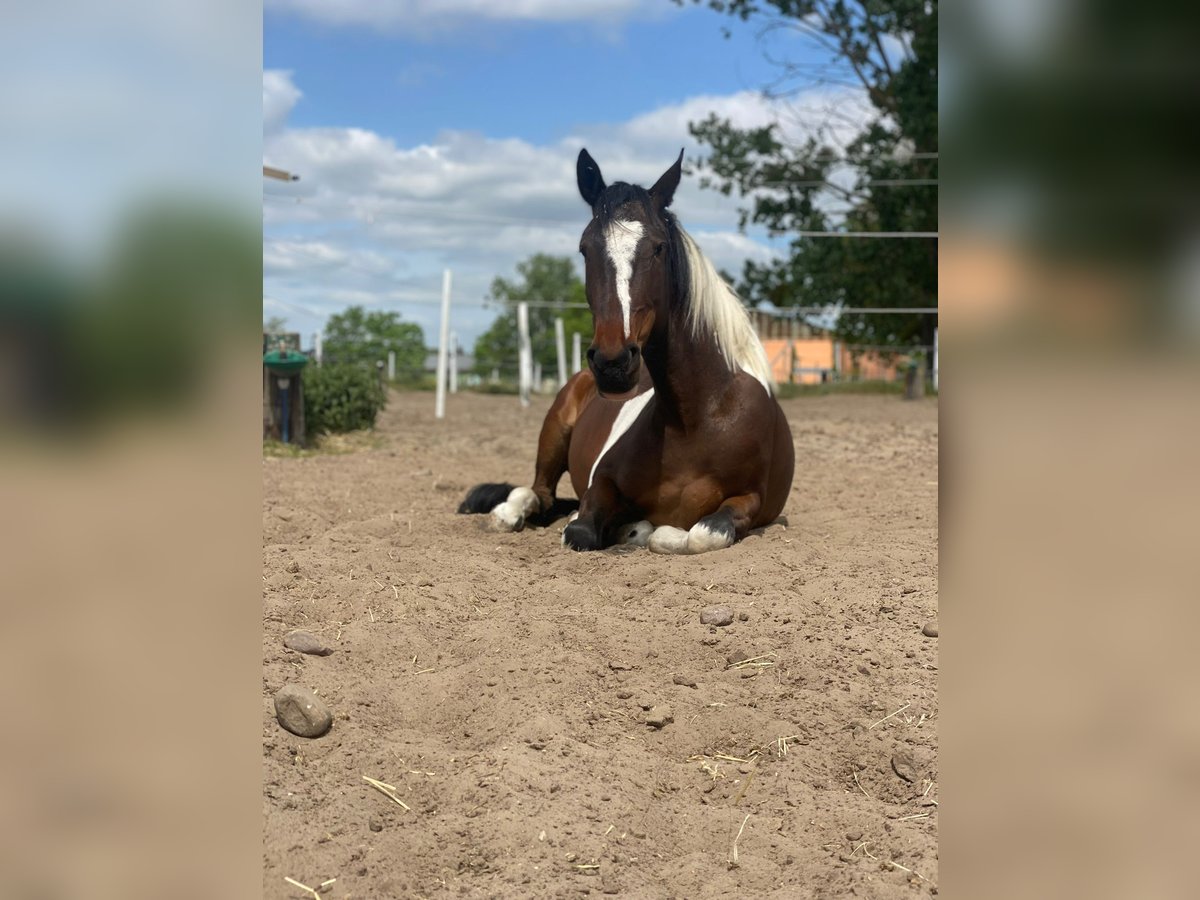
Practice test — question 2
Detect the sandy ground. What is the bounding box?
[263,389,939,899]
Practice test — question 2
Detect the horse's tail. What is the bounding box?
[457,482,517,514]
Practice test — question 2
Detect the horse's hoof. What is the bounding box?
[648,525,691,554]
[563,519,601,551]
[488,486,539,532]
[687,515,735,553]
[488,501,525,532]
[619,520,654,548]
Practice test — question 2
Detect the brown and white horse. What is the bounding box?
[459,149,794,553]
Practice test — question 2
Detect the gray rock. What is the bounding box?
[922,623,939,638]
[644,706,674,729]
[283,630,333,656]
[700,606,734,626]
[274,684,333,738]
[891,749,919,783]
[672,674,697,688]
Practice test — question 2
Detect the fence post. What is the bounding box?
[435,269,452,419]
[932,328,938,392]
[572,332,582,374]
[554,317,567,388]
[517,301,531,408]
[387,350,395,381]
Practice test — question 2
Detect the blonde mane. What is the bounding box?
[677,228,774,394]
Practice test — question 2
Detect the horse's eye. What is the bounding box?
[653,243,665,258]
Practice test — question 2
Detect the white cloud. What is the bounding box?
[263,72,869,348]
[265,0,647,30]
[263,69,302,137]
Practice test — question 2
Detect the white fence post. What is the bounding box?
[554,317,567,389]
[572,332,582,374]
[435,269,452,419]
[387,350,395,381]
[932,327,938,392]
[314,332,323,365]
[517,301,531,408]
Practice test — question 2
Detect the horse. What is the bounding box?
[458,148,794,554]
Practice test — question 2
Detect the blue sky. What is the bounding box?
[263,0,869,349]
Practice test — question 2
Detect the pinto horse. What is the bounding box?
[459,149,794,553]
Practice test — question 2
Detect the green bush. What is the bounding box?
[303,364,387,435]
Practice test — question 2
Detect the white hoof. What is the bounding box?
[687,521,734,554]
[648,525,691,554]
[489,501,524,532]
[619,520,654,547]
[488,486,539,533]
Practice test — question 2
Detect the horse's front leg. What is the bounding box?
[648,492,762,555]
[562,476,626,552]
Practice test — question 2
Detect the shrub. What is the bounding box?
[303,364,387,435]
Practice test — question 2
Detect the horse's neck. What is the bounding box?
[645,306,732,431]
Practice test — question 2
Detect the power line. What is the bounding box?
[793,231,937,238]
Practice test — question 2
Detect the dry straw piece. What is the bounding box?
[362,774,412,811]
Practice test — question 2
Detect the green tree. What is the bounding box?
[473,254,593,377]
[264,315,288,334]
[322,306,426,380]
[680,0,937,358]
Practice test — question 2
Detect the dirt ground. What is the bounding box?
[263,389,939,899]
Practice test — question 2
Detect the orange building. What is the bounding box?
[758,336,906,385]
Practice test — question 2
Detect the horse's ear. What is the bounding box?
[577,149,606,208]
[649,148,684,210]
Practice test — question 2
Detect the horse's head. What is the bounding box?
[576,148,683,396]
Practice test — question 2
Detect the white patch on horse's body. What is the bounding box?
[489,486,538,532]
[587,387,656,489]
[604,219,645,339]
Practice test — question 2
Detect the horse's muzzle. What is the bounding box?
[588,344,641,395]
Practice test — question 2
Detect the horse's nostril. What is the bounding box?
[628,345,640,359]
[586,348,597,364]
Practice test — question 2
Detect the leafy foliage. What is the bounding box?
[680,0,937,354]
[322,306,426,381]
[303,363,387,435]
[473,255,593,377]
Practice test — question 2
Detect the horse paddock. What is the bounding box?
[263,389,939,898]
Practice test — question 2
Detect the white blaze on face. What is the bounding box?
[603,220,645,339]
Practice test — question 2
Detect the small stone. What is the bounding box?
[700,606,734,626]
[737,611,749,621]
[846,830,863,842]
[902,586,918,595]
[726,649,750,666]
[922,623,938,638]
[369,818,383,832]
[672,674,697,688]
[283,630,333,656]
[616,690,633,699]
[644,706,674,729]
[285,560,300,574]
[891,749,919,783]
[273,684,333,738]
[856,665,871,676]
